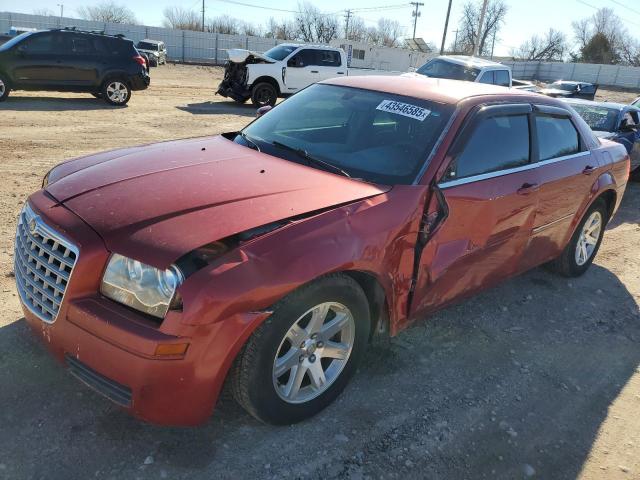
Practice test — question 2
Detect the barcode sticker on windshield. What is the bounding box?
[376,100,431,121]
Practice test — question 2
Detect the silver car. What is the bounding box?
[136,39,166,67]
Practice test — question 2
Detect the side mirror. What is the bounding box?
[287,58,302,68]
[256,105,272,118]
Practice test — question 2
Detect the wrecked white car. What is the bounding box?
[216,43,397,107]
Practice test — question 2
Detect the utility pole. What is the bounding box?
[440,0,453,55]
[490,30,496,59]
[202,0,205,32]
[453,29,459,53]
[410,2,424,40]
[57,3,64,19]
[473,0,488,56]
[344,9,352,40]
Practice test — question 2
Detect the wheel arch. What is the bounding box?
[251,76,281,95]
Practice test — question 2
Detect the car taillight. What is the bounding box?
[133,55,146,67]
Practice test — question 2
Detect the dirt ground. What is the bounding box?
[0,64,639,480]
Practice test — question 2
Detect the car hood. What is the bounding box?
[226,49,275,64]
[539,88,573,96]
[45,135,389,268]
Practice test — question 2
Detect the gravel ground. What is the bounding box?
[0,64,639,480]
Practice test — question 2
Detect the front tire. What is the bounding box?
[101,79,131,106]
[0,73,11,102]
[231,274,370,425]
[548,198,607,277]
[251,82,277,107]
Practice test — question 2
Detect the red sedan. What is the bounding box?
[15,75,630,426]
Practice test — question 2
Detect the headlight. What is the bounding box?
[100,253,184,318]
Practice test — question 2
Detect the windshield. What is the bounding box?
[0,31,32,51]
[550,82,577,91]
[570,104,619,132]
[416,59,480,82]
[263,45,298,61]
[137,41,158,51]
[239,84,454,185]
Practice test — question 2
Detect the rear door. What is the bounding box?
[410,104,540,317]
[521,104,595,268]
[314,49,343,80]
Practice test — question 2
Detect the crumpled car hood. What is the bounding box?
[45,136,389,268]
[592,131,617,140]
[226,49,274,64]
[539,88,572,96]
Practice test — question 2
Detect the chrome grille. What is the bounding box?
[14,203,79,323]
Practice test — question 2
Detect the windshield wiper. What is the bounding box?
[271,141,351,178]
[239,131,261,152]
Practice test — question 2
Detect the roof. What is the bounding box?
[564,98,639,111]
[437,55,507,69]
[322,74,531,105]
[277,43,340,50]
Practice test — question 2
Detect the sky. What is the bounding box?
[2,0,640,56]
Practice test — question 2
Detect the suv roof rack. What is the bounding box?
[49,27,127,39]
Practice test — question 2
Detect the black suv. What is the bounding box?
[0,28,149,106]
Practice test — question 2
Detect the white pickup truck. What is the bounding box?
[216,43,396,107]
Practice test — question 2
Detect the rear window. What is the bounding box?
[536,115,581,160]
[416,59,480,82]
[137,41,159,51]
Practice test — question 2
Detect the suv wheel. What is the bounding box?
[548,198,607,277]
[230,274,370,424]
[102,79,131,106]
[251,82,277,107]
[0,74,11,102]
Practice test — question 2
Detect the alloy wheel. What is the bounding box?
[273,302,355,404]
[106,82,128,104]
[0,79,5,96]
[575,210,602,266]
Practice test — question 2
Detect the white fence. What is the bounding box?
[0,11,432,72]
[502,60,640,89]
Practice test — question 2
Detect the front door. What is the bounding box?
[11,32,61,86]
[410,104,540,317]
[284,49,321,92]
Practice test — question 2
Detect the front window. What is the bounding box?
[264,45,298,61]
[550,82,577,92]
[416,59,480,82]
[238,84,454,185]
[137,41,159,51]
[569,104,618,132]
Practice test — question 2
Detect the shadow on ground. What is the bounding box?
[1,195,639,480]
[176,101,256,117]
[0,96,119,111]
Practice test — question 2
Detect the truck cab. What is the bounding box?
[217,44,347,107]
[414,55,512,87]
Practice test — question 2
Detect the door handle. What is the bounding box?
[517,182,538,195]
[310,70,319,73]
[582,165,596,175]
[337,71,345,74]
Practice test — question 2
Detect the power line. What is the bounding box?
[410,2,423,40]
[575,0,640,29]
[609,0,640,17]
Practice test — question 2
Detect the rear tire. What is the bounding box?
[230,274,370,425]
[251,82,277,107]
[547,198,607,277]
[0,73,11,102]
[101,78,131,106]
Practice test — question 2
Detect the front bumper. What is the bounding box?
[16,192,269,426]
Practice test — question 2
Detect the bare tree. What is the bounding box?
[265,17,298,40]
[346,16,367,42]
[511,28,567,61]
[294,1,339,43]
[163,6,201,31]
[374,19,404,48]
[208,15,239,35]
[33,8,54,16]
[571,7,639,64]
[241,21,263,37]
[77,1,137,24]
[454,0,507,56]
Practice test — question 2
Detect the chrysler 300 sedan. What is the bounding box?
[16,76,630,426]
